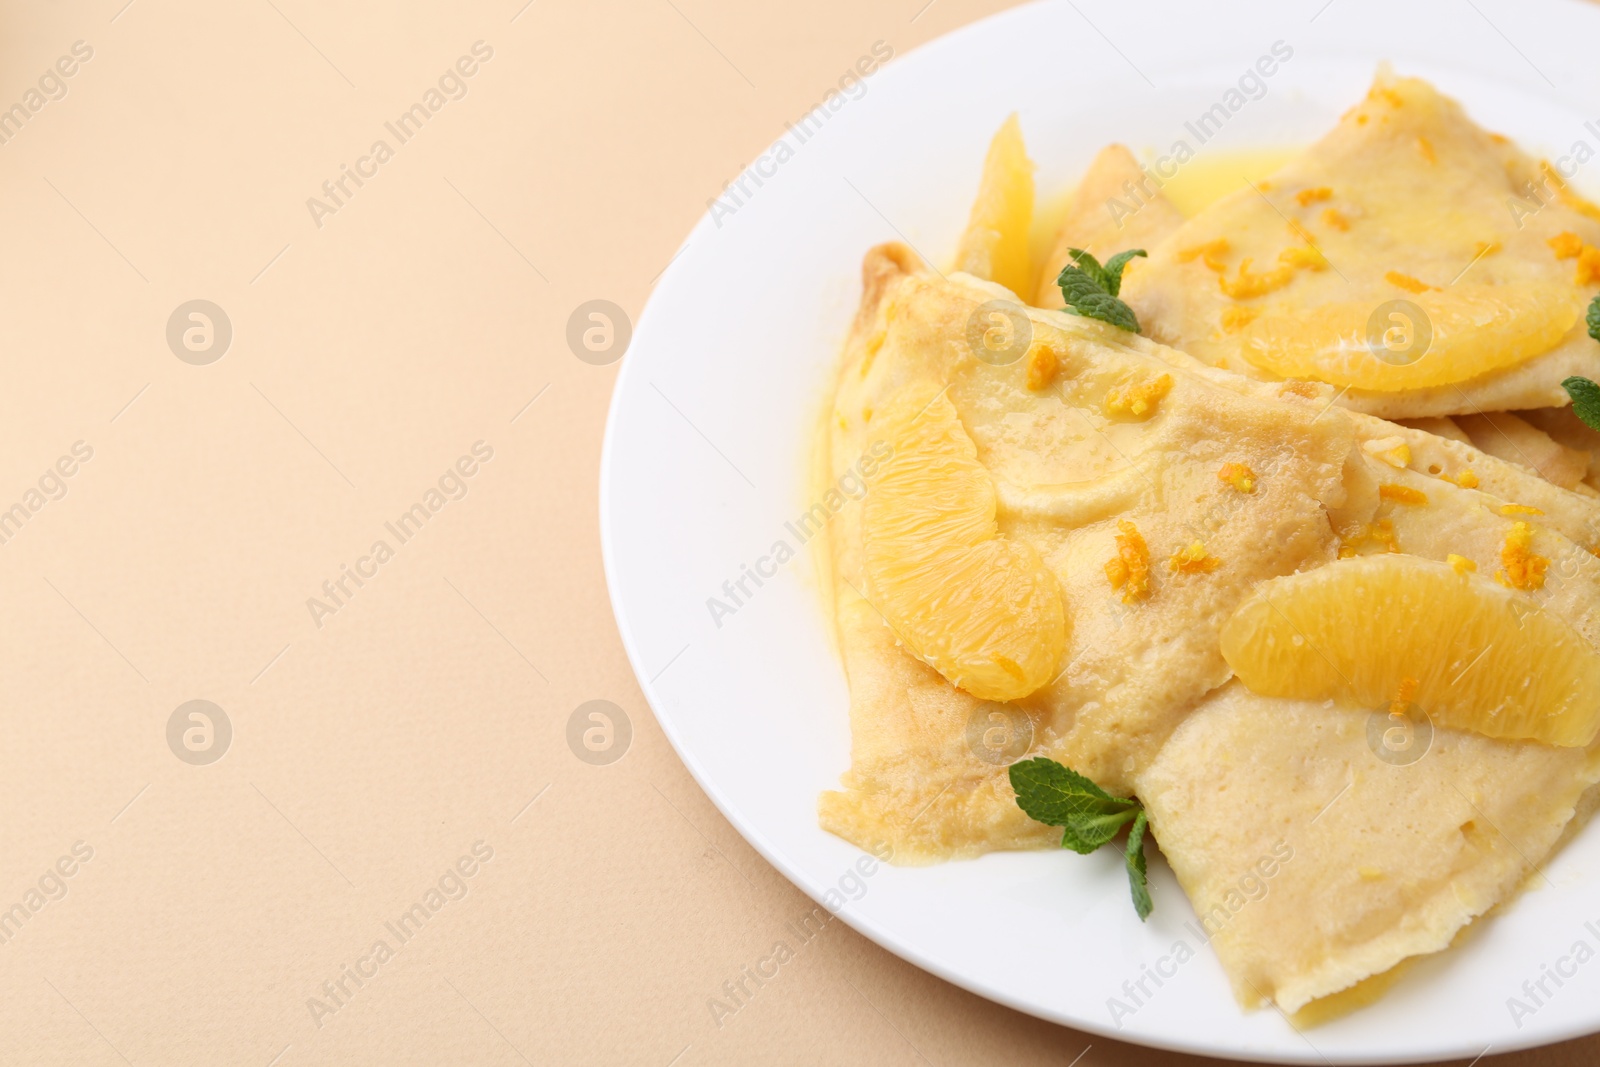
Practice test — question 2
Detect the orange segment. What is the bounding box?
[953,115,1035,297]
[862,386,1066,701]
[1238,284,1581,391]
[1220,555,1600,747]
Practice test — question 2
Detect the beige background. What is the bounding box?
[0,0,1590,1064]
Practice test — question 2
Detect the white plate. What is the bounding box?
[599,1,1600,1060]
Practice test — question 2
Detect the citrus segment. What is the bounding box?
[862,387,1066,701]
[1237,284,1580,391]
[953,114,1035,297]
[1220,554,1600,747]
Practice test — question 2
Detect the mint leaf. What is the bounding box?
[1060,802,1141,853]
[1562,376,1600,432]
[1101,249,1146,297]
[1125,810,1152,920]
[1065,249,1113,292]
[1009,757,1154,920]
[1056,248,1146,333]
[1008,757,1140,852]
[1059,285,1141,332]
[1588,293,1600,344]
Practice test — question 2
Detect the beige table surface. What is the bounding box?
[0,1,1594,1064]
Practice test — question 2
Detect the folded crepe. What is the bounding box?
[817,244,1600,1013]
[1033,144,1185,311]
[1117,70,1600,420]
[1139,445,1600,1010]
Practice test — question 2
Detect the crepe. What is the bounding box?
[1138,683,1600,1013]
[1118,70,1600,419]
[1138,457,1600,1011]
[1451,411,1591,489]
[819,244,1354,858]
[817,244,1600,1011]
[1516,405,1600,493]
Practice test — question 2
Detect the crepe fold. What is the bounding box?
[1119,70,1600,419]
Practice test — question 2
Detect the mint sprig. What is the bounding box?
[1563,298,1600,430]
[1563,296,1600,431]
[1008,756,1153,920]
[1056,248,1146,333]
[1125,810,1152,920]
[1562,375,1600,432]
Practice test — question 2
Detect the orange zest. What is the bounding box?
[1178,238,1231,273]
[1104,372,1173,419]
[1497,521,1549,591]
[1550,232,1585,260]
[1379,484,1428,505]
[1578,246,1600,286]
[1168,541,1221,574]
[1025,344,1058,391]
[1218,462,1257,493]
[1385,270,1437,293]
[1105,520,1152,603]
